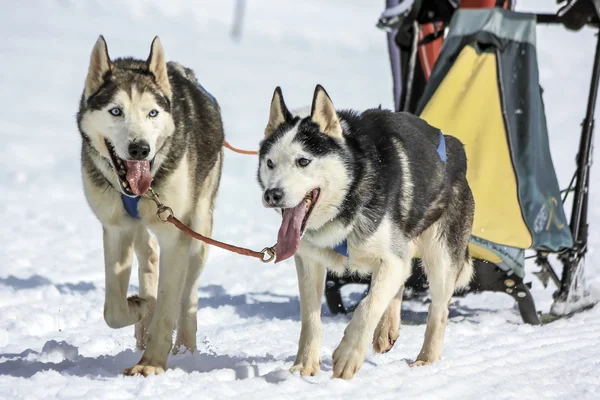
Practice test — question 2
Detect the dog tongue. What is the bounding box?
[275,201,308,263]
[126,161,152,196]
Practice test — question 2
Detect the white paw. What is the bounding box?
[409,359,435,368]
[104,295,150,329]
[127,295,150,317]
[332,336,367,379]
[373,312,400,354]
[123,363,165,376]
[289,355,321,377]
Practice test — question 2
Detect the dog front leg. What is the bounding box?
[103,226,150,329]
[133,226,159,350]
[332,256,409,379]
[173,239,209,354]
[373,285,404,353]
[290,255,325,376]
[124,230,190,376]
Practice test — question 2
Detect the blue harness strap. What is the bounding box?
[120,81,217,219]
[197,82,217,106]
[333,240,349,257]
[331,130,447,258]
[122,194,141,219]
[437,131,447,163]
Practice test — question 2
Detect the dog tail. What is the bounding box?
[455,248,474,289]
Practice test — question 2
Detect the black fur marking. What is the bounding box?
[292,119,342,157]
[86,79,119,110]
[274,86,294,123]
[257,116,301,159]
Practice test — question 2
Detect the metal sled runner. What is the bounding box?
[325,0,599,324]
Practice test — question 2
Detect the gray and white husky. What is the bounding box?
[257,85,475,379]
[77,35,224,375]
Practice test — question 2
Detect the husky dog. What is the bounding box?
[77,35,224,376]
[257,85,475,379]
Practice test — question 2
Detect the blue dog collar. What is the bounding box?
[333,240,349,257]
[122,194,141,219]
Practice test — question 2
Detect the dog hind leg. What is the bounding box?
[412,217,472,366]
[290,255,325,376]
[134,227,159,350]
[103,227,150,330]
[173,239,209,354]
[174,161,221,354]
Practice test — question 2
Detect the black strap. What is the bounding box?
[417,22,445,46]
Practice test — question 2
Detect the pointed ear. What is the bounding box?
[265,87,292,137]
[147,36,172,99]
[310,85,342,139]
[84,35,112,99]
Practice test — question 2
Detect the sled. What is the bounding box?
[325,0,599,324]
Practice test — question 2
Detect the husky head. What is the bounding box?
[78,35,175,197]
[257,85,350,263]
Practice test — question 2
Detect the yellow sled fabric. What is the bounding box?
[416,9,573,277]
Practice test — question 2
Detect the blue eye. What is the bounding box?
[149,109,158,118]
[109,107,122,116]
[297,158,311,167]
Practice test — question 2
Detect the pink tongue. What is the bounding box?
[275,201,308,263]
[125,161,153,196]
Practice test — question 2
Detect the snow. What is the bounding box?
[1,0,600,398]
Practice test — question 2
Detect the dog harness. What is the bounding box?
[121,82,217,220]
[332,131,447,257]
[122,195,142,219]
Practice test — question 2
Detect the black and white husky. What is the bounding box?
[257,85,475,379]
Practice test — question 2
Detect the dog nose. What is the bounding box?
[264,188,284,207]
[128,141,150,160]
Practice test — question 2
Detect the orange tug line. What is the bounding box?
[223,140,258,155]
[146,140,277,263]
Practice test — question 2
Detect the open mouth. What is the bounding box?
[105,139,153,197]
[275,188,320,263]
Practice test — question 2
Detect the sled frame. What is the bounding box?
[323,8,599,325]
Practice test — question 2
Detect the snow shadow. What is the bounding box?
[401,306,481,325]
[0,274,96,294]
[197,285,483,324]
[198,284,302,321]
[0,340,288,380]
[171,351,286,379]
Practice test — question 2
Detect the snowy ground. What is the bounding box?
[1,0,600,398]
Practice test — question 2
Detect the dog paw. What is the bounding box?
[373,314,399,354]
[128,295,151,321]
[123,364,165,376]
[289,358,321,377]
[127,295,149,311]
[408,359,434,368]
[332,337,367,380]
[104,295,150,329]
